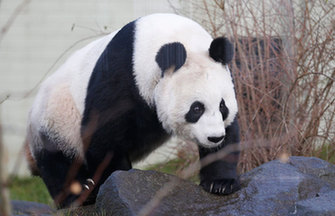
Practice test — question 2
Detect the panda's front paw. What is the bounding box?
[200,178,240,195]
[82,178,95,191]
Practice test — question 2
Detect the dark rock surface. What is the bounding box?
[9,157,335,215]
[57,205,99,216]
[11,200,99,216]
[96,156,335,216]
[11,200,55,216]
[295,191,335,216]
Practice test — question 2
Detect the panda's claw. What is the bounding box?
[200,178,240,195]
[220,185,226,194]
[209,182,214,193]
[83,184,90,190]
[86,178,95,186]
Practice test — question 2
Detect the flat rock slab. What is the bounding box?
[295,191,335,216]
[96,156,335,216]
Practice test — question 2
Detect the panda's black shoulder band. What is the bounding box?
[209,37,234,64]
[155,42,187,77]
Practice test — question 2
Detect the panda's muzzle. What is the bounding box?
[207,136,224,143]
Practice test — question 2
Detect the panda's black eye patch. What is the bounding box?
[220,99,229,121]
[185,101,205,123]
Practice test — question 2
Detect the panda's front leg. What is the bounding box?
[198,156,240,195]
[198,117,241,195]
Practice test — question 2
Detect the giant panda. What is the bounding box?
[25,13,240,208]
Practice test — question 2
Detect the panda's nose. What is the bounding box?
[207,136,224,143]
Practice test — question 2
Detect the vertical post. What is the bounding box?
[0,109,11,216]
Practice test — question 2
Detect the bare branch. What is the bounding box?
[0,0,32,43]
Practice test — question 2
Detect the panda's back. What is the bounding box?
[30,31,117,122]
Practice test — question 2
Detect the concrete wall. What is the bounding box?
[0,0,182,176]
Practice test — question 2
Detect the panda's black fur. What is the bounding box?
[155,42,187,75]
[82,20,168,162]
[26,13,240,208]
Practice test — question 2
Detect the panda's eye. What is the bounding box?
[193,104,203,114]
[220,99,229,120]
[185,101,205,123]
[220,100,225,110]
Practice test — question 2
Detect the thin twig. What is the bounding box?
[0,0,32,43]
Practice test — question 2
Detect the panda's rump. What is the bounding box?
[27,81,83,160]
[41,83,83,157]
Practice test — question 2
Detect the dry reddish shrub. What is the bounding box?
[171,0,335,173]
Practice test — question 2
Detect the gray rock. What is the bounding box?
[11,200,99,216]
[57,205,100,216]
[96,169,226,216]
[95,156,335,216]
[295,191,335,216]
[11,200,55,216]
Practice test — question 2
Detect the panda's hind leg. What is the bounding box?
[82,148,132,205]
[34,133,90,208]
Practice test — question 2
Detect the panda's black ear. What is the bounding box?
[209,37,234,64]
[155,42,187,77]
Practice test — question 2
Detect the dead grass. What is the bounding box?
[172,0,335,173]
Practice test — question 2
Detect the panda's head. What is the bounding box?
[154,37,238,149]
